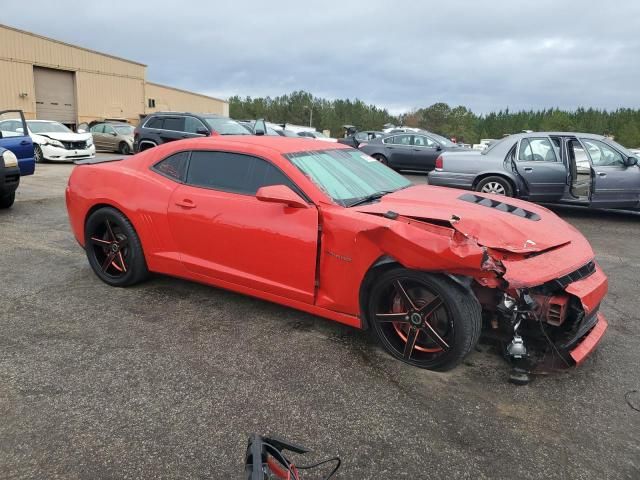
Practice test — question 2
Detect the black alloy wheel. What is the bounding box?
[368,269,481,371]
[84,207,149,287]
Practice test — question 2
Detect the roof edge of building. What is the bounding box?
[0,22,147,67]
[146,81,228,104]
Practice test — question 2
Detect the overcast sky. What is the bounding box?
[3,1,639,114]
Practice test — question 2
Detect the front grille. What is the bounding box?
[61,141,87,150]
[458,193,541,221]
[543,261,596,291]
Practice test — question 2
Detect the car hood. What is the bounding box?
[353,185,578,254]
[32,132,92,141]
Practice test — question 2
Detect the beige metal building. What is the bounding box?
[0,23,228,128]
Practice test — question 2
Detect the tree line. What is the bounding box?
[229,91,640,148]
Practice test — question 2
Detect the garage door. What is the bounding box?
[34,67,76,125]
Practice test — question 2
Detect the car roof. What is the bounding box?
[148,112,225,118]
[504,131,607,140]
[181,135,351,154]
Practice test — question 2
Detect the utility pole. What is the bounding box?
[309,106,313,127]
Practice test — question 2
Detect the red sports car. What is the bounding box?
[66,136,608,374]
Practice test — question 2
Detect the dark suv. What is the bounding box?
[133,112,250,153]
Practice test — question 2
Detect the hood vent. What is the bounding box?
[458,193,541,221]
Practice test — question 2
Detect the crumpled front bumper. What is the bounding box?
[42,143,95,161]
[561,264,609,365]
[568,313,607,365]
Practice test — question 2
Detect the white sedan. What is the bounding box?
[0,119,96,162]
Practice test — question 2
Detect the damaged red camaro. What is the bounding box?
[66,137,608,375]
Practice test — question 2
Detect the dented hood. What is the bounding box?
[353,185,581,254]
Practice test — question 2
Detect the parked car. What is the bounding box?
[0,146,21,208]
[0,110,35,175]
[428,132,640,210]
[133,112,250,153]
[338,130,384,148]
[0,119,95,163]
[359,130,467,172]
[296,130,337,142]
[66,136,607,374]
[89,122,134,154]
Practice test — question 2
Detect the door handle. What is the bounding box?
[524,167,533,172]
[20,140,30,145]
[175,199,196,208]
[597,172,606,177]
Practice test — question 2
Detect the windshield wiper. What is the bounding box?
[347,190,397,207]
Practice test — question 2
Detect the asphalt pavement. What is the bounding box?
[0,159,638,479]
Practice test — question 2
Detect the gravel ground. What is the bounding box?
[0,159,638,479]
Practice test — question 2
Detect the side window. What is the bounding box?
[185,117,207,134]
[103,125,116,135]
[250,158,299,194]
[153,151,189,182]
[568,140,591,173]
[163,117,185,132]
[187,151,254,194]
[146,117,164,129]
[392,134,412,145]
[354,132,368,141]
[414,136,436,147]
[90,124,104,133]
[186,151,299,196]
[518,137,557,162]
[581,139,625,167]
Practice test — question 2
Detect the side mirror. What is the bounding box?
[625,156,638,167]
[196,127,210,136]
[111,131,118,136]
[256,185,308,209]
[77,128,86,133]
[436,144,442,151]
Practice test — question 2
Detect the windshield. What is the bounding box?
[604,138,634,157]
[27,121,72,134]
[114,125,134,135]
[429,132,456,147]
[285,149,411,206]
[203,117,250,135]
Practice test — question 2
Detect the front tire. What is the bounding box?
[34,145,45,163]
[367,269,481,371]
[0,192,15,209]
[118,142,131,155]
[475,176,513,197]
[84,207,149,287]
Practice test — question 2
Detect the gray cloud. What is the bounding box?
[3,0,639,114]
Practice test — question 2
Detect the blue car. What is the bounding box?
[0,110,35,176]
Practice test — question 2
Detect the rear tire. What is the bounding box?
[84,207,149,287]
[367,268,481,371]
[0,192,15,209]
[475,176,513,197]
[372,153,389,166]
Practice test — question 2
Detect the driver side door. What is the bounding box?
[514,136,567,201]
[581,138,640,208]
[0,110,34,176]
[164,150,319,303]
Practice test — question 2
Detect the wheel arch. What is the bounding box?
[472,172,518,195]
[358,256,480,330]
[358,255,405,330]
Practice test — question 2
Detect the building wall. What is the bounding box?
[76,72,145,124]
[145,82,229,117]
[0,24,229,125]
[0,59,36,118]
